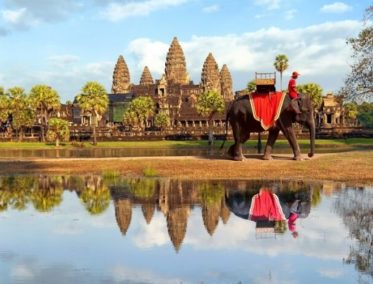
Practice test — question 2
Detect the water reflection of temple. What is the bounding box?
[0,176,325,251]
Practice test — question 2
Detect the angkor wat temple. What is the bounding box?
[73,37,233,132]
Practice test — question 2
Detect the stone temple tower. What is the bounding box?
[220,64,234,101]
[201,53,221,94]
[139,66,154,86]
[112,55,131,94]
[165,37,189,85]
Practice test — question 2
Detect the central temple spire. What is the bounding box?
[165,37,189,85]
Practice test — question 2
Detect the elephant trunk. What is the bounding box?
[307,115,315,158]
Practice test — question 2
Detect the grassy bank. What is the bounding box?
[0,151,372,184]
[0,138,372,149]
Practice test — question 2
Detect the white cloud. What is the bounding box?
[1,8,38,28]
[102,0,190,21]
[3,20,362,101]
[126,20,361,91]
[285,9,297,20]
[321,2,352,13]
[111,265,183,284]
[0,0,84,31]
[47,55,80,68]
[202,4,220,13]
[318,268,344,279]
[131,213,169,248]
[128,38,169,78]
[11,264,34,280]
[254,0,281,10]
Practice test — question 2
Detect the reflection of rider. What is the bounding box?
[281,199,300,238]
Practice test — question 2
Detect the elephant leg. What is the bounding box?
[277,117,302,160]
[263,127,280,160]
[229,122,245,161]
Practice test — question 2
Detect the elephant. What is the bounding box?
[225,92,315,161]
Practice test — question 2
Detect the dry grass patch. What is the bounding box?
[0,151,372,183]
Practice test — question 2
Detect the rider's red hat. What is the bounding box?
[292,71,300,77]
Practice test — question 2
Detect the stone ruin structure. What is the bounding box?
[318,93,344,127]
[108,37,234,131]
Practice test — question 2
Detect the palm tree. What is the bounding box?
[29,85,60,142]
[47,118,70,147]
[76,81,108,146]
[297,83,323,110]
[0,87,10,124]
[154,111,170,133]
[7,87,35,141]
[274,54,289,91]
[123,96,155,130]
[196,90,225,145]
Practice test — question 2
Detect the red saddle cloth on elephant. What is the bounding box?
[249,91,286,130]
[248,188,285,221]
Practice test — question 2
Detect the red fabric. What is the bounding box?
[249,91,285,130]
[249,189,285,221]
[288,212,298,232]
[288,78,298,99]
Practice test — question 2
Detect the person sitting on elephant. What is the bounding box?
[288,71,302,114]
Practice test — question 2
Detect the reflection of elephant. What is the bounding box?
[226,93,315,161]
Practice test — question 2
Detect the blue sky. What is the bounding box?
[0,0,371,102]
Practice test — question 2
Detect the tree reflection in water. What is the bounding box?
[334,188,373,278]
[0,174,371,281]
[79,176,110,215]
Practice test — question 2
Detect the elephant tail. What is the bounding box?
[220,102,232,150]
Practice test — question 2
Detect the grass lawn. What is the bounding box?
[0,138,372,149]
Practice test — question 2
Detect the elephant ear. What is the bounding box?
[299,94,311,113]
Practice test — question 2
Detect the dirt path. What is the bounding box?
[0,151,372,183]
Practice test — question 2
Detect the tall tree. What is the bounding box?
[7,87,35,141]
[76,81,108,146]
[29,85,60,142]
[343,6,372,101]
[46,118,70,147]
[247,80,256,93]
[297,83,323,110]
[0,87,10,124]
[274,54,289,91]
[154,111,170,132]
[344,102,358,124]
[196,90,225,145]
[123,96,155,130]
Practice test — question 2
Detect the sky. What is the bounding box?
[0,0,371,102]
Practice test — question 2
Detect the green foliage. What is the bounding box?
[76,81,108,117]
[274,54,289,90]
[246,80,256,93]
[7,87,35,138]
[76,81,108,145]
[130,178,156,199]
[297,83,323,109]
[342,6,373,100]
[0,89,10,122]
[274,220,287,234]
[30,177,64,212]
[344,102,359,120]
[80,179,110,215]
[123,96,155,129]
[196,90,225,119]
[46,118,70,146]
[198,182,225,206]
[143,166,158,177]
[356,102,373,128]
[102,170,120,179]
[29,85,60,118]
[154,111,170,130]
